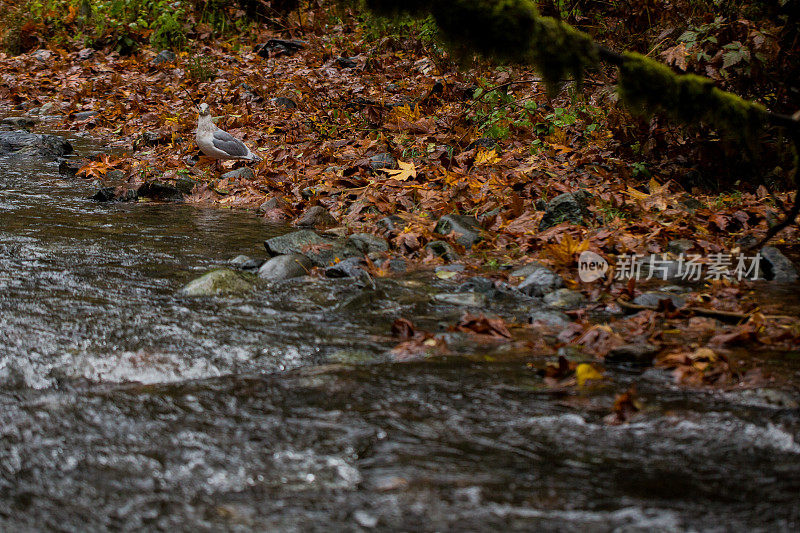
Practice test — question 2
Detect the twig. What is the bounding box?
[616,298,793,322]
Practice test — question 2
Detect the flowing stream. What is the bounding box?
[1,129,799,531]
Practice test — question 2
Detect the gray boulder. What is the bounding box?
[258,254,312,281]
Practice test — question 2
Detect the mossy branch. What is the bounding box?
[359,0,800,239]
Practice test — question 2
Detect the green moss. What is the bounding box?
[618,52,767,143]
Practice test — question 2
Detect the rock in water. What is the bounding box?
[258,254,313,281]
[178,269,255,296]
[760,247,799,282]
[0,131,73,160]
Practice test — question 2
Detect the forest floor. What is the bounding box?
[1,5,799,397]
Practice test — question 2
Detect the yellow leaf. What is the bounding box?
[545,233,590,266]
[475,148,501,165]
[391,104,421,121]
[383,161,417,181]
[575,363,603,386]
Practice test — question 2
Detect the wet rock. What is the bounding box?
[510,262,548,278]
[638,257,683,281]
[221,167,255,181]
[230,255,264,271]
[679,194,705,212]
[325,256,366,278]
[457,276,495,294]
[376,215,405,233]
[90,186,137,202]
[38,102,58,115]
[137,181,184,202]
[348,233,389,254]
[152,49,176,65]
[272,97,297,109]
[760,246,798,282]
[369,153,397,170]
[264,230,360,267]
[105,169,126,181]
[353,510,378,529]
[425,240,459,262]
[667,239,694,255]
[605,343,658,366]
[175,176,196,194]
[0,131,73,160]
[58,158,82,177]
[434,214,482,247]
[544,288,586,309]
[31,49,52,62]
[516,266,564,297]
[295,206,338,228]
[1,116,36,129]
[529,310,572,328]
[465,138,497,151]
[178,269,255,296]
[539,190,591,230]
[73,111,98,120]
[335,56,358,68]
[632,291,686,309]
[257,196,287,214]
[254,38,307,57]
[433,292,487,307]
[388,258,407,273]
[258,254,312,281]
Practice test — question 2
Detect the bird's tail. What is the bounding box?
[250,152,263,163]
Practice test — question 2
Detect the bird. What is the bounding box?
[195,103,261,168]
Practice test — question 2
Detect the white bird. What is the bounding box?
[195,103,261,165]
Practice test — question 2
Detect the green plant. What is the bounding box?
[187,56,216,82]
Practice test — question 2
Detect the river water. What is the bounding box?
[1,130,798,531]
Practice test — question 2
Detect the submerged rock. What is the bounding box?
[0,131,73,160]
[258,254,312,281]
[178,269,255,296]
[433,292,487,307]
